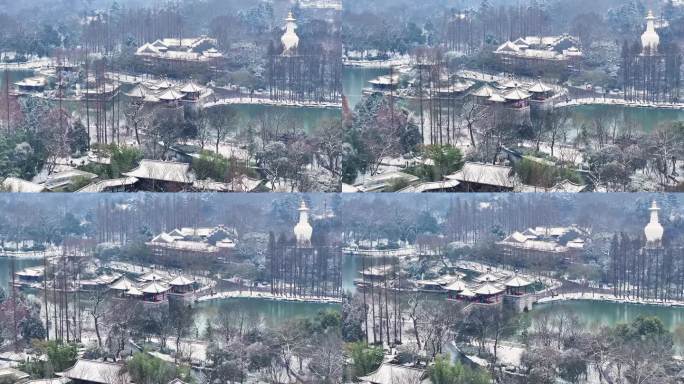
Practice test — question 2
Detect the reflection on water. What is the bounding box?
[209,103,340,134]
[0,257,42,291]
[565,104,684,134]
[192,297,339,332]
[342,66,682,135]
[530,299,684,354]
[342,67,389,108]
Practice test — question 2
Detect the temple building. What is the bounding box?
[497,226,587,267]
[494,34,583,75]
[135,37,223,73]
[135,36,223,62]
[146,225,237,265]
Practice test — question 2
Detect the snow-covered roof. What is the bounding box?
[446,162,514,188]
[549,180,587,193]
[58,360,130,384]
[15,77,47,88]
[2,177,46,193]
[471,84,497,98]
[110,276,135,291]
[488,93,506,103]
[216,239,236,249]
[192,176,262,192]
[44,169,98,190]
[474,272,501,283]
[139,270,170,282]
[358,363,426,384]
[369,74,400,86]
[180,81,204,94]
[504,232,528,243]
[123,160,195,183]
[168,275,195,286]
[148,240,219,253]
[126,286,143,296]
[505,276,532,288]
[397,179,460,193]
[77,177,138,192]
[125,85,147,98]
[0,368,30,382]
[151,232,175,244]
[495,34,582,61]
[444,280,467,292]
[503,88,531,101]
[361,265,394,277]
[496,41,521,53]
[500,79,521,89]
[474,283,504,296]
[527,80,552,93]
[358,171,420,192]
[16,267,44,278]
[141,281,170,294]
[157,88,184,101]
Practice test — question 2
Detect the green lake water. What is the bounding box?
[192,296,340,331]
[0,257,43,291]
[342,67,389,108]
[528,299,684,355]
[341,252,684,353]
[207,103,341,134]
[342,66,683,135]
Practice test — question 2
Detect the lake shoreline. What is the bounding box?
[537,292,684,308]
[203,97,342,110]
[196,290,343,305]
[555,97,684,110]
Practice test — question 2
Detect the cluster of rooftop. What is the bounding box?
[494,34,583,62]
[107,270,197,303]
[135,37,223,63]
[147,225,237,258]
[470,77,555,108]
[125,78,209,104]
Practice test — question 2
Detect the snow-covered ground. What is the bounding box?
[343,54,411,68]
[0,57,52,70]
[0,246,62,259]
[555,97,684,110]
[196,290,342,304]
[537,291,684,307]
[203,97,341,109]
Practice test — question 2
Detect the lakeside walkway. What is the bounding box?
[203,96,342,109]
[343,56,411,68]
[196,290,343,304]
[0,247,62,259]
[555,97,684,110]
[537,291,684,308]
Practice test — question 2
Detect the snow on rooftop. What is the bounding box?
[446,162,514,188]
[123,160,195,183]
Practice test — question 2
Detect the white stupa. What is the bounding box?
[281,11,299,56]
[294,201,313,247]
[641,10,660,55]
[644,200,664,245]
